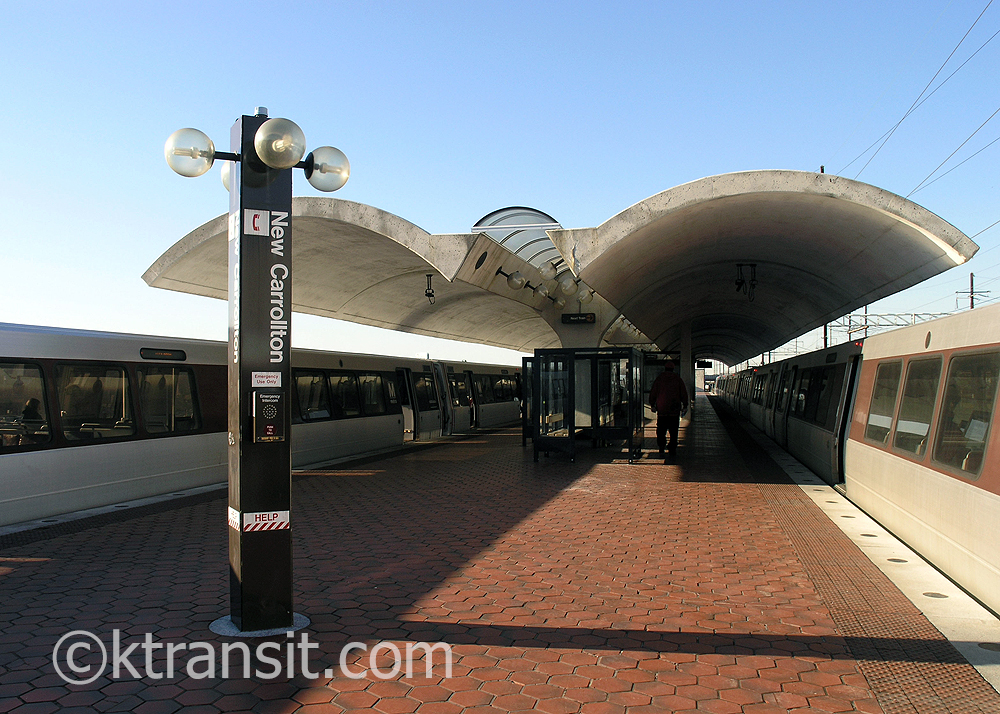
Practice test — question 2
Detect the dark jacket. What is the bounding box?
[649,370,689,415]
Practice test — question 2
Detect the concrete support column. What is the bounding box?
[680,321,695,412]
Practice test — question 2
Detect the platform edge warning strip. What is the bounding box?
[708,396,1000,713]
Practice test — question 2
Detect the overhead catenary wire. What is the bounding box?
[838,24,1000,175]
[908,133,1000,195]
[907,105,1000,196]
[828,0,957,170]
[974,271,1000,289]
[968,216,1000,242]
[850,0,995,179]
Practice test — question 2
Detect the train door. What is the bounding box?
[446,370,472,433]
[432,363,453,436]
[460,371,475,430]
[833,355,863,483]
[396,368,417,441]
[773,365,796,448]
[737,374,750,419]
[467,371,480,428]
[763,366,784,440]
[412,370,443,440]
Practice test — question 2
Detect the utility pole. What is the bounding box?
[956,272,990,309]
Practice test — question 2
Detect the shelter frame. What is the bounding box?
[530,347,644,463]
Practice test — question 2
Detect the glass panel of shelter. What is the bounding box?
[531,348,643,463]
[521,356,533,447]
[538,356,569,438]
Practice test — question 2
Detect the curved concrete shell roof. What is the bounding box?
[550,171,977,363]
[143,198,561,352]
[145,171,976,364]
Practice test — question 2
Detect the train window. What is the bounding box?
[449,375,469,408]
[932,351,1000,476]
[384,373,399,405]
[491,376,505,401]
[892,358,942,456]
[816,365,846,431]
[413,372,439,411]
[294,371,331,421]
[789,365,842,428]
[765,371,780,409]
[358,373,387,415]
[0,362,51,449]
[394,373,410,406]
[329,372,362,418]
[791,369,811,418]
[493,376,512,401]
[55,364,135,441]
[751,374,768,405]
[474,375,495,404]
[775,369,793,413]
[494,376,518,401]
[865,361,902,444]
[137,366,200,434]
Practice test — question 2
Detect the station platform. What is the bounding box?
[1,395,999,713]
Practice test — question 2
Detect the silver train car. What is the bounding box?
[715,340,863,485]
[845,305,1000,616]
[0,323,521,528]
[716,303,1000,615]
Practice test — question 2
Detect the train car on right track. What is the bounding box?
[845,302,1000,616]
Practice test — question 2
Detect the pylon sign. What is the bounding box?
[226,114,294,632]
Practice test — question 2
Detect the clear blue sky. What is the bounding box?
[4,1,998,364]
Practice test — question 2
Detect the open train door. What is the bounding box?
[465,370,479,428]
[834,354,863,484]
[396,368,418,441]
[444,368,472,433]
[432,363,453,436]
[773,365,796,449]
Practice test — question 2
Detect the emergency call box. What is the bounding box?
[252,391,284,443]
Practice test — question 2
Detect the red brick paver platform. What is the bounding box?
[1,395,998,713]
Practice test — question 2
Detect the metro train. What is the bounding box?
[715,303,1000,615]
[0,323,521,528]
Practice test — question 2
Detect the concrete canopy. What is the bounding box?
[145,171,976,364]
[549,171,977,364]
[143,197,561,352]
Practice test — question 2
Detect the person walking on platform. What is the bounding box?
[648,360,688,460]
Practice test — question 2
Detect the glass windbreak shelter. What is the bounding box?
[530,348,644,463]
[521,355,533,446]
